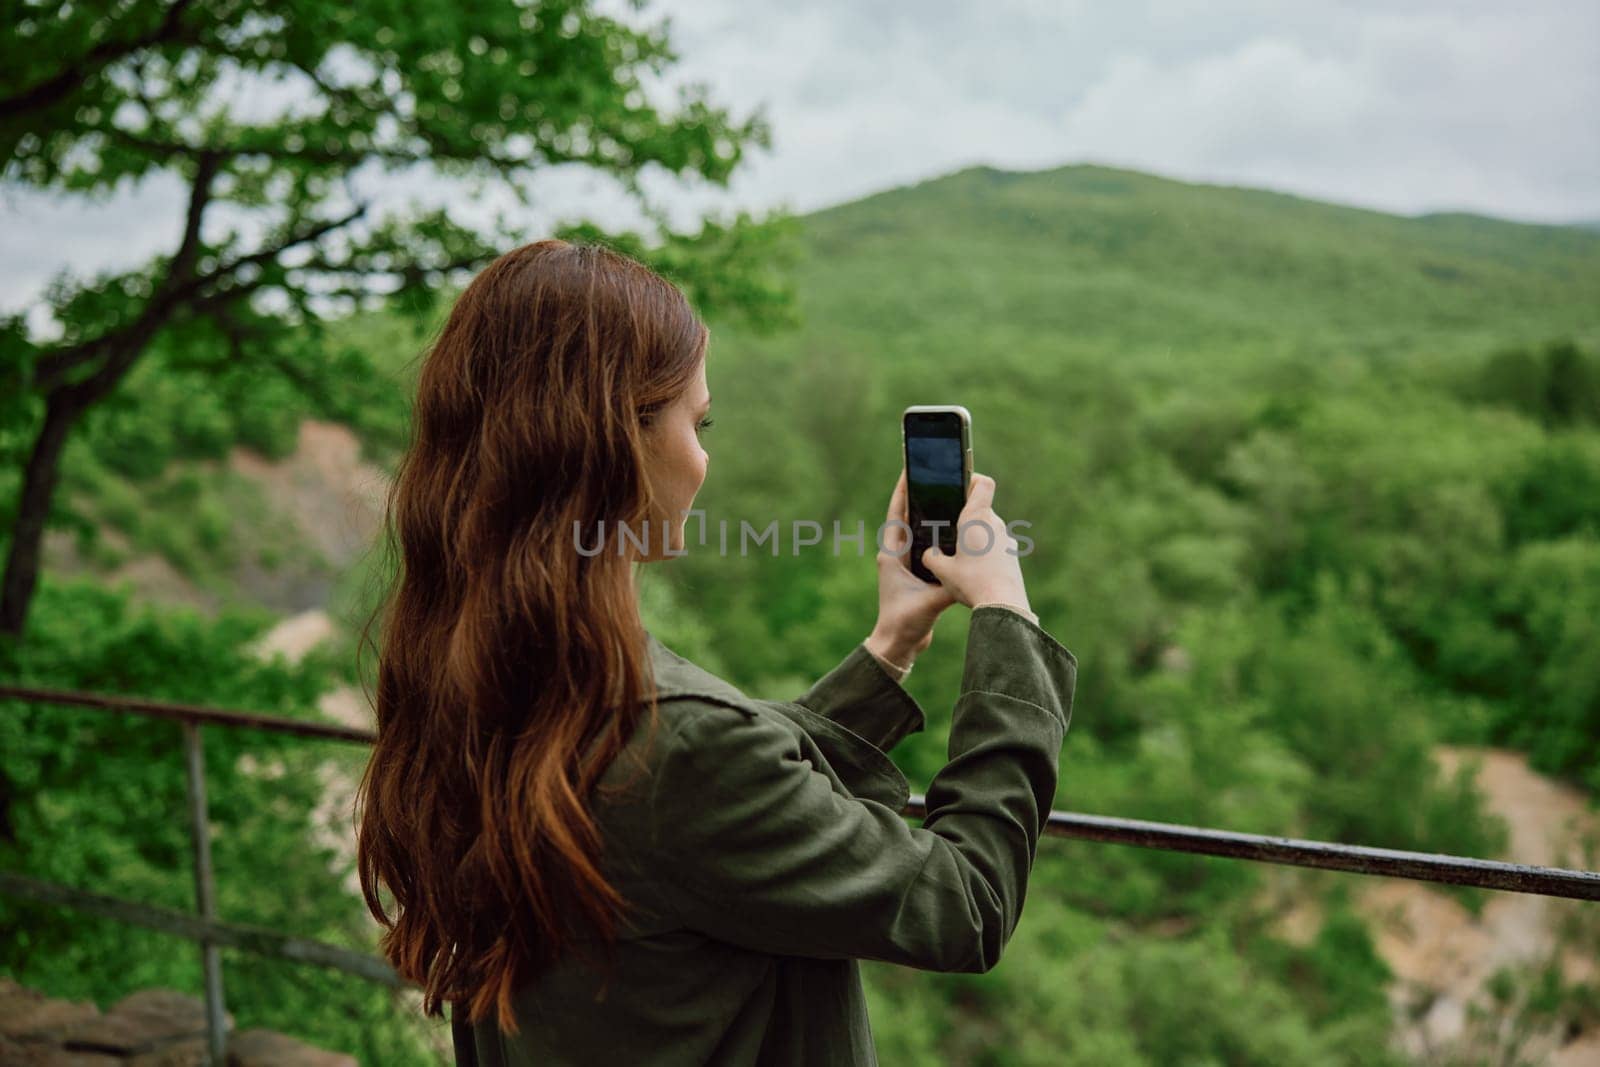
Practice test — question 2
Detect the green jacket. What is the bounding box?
[452,605,1077,1065]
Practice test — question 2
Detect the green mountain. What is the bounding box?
[789,163,1599,366]
[688,159,1600,833]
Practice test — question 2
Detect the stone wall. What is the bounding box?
[0,977,356,1066]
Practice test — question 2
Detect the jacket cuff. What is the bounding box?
[962,606,1077,729]
[863,643,913,683]
[972,601,1039,626]
[793,642,928,752]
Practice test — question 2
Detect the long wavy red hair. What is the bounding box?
[354,239,707,1034]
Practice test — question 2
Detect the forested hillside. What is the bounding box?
[6,163,1599,1064]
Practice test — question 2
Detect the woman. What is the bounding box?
[355,239,1077,1066]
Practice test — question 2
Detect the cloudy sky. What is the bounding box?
[4,0,1597,333]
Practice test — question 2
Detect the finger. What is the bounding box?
[886,468,907,524]
[964,472,995,515]
[929,582,959,613]
[882,469,909,552]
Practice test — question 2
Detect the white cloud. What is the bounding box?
[3,0,1597,332]
[1049,7,1600,218]
[1060,39,1378,168]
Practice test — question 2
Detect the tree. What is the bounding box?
[1474,338,1600,428]
[0,0,798,636]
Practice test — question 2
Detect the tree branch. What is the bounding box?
[171,150,221,281]
[34,199,368,395]
[0,0,201,121]
[98,123,512,170]
[99,125,422,167]
[290,250,493,282]
[32,148,219,391]
[214,202,369,279]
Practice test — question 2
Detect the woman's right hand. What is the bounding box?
[919,472,1033,616]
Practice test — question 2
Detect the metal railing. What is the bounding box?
[2,682,1598,1064]
[0,684,393,1065]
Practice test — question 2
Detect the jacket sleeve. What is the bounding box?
[646,606,1076,973]
[790,641,929,751]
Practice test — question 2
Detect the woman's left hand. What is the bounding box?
[867,469,958,668]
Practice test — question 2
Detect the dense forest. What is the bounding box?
[4,162,1599,1063]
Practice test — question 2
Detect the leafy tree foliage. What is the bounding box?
[0,0,797,634]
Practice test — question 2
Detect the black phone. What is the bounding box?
[902,405,973,584]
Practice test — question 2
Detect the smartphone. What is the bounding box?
[902,405,973,584]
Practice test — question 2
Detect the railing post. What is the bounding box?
[182,721,228,1065]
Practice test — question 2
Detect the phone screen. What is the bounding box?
[904,411,968,583]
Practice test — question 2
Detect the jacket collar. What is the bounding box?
[644,630,756,712]
[642,630,910,811]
